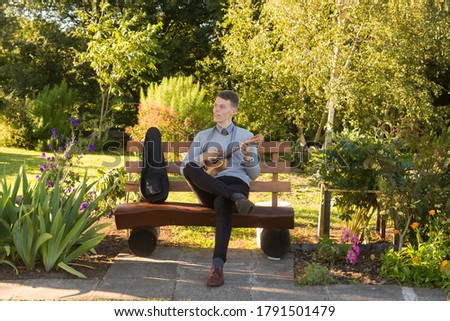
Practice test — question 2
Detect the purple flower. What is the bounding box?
[40,163,47,172]
[41,152,46,158]
[88,143,96,152]
[51,128,57,139]
[80,201,89,212]
[48,143,53,149]
[47,180,54,188]
[69,117,78,128]
[35,174,40,180]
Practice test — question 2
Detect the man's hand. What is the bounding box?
[199,147,222,165]
[240,139,252,158]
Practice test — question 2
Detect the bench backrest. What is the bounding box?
[124,141,292,207]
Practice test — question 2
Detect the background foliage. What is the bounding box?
[1,0,448,147]
[0,0,449,288]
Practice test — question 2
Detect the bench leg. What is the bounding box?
[259,228,291,259]
[128,227,160,257]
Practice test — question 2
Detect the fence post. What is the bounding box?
[318,184,331,237]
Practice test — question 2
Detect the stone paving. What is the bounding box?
[0,247,448,301]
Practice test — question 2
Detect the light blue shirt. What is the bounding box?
[180,124,260,186]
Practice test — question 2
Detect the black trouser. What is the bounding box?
[182,162,250,262]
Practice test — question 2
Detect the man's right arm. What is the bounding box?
[180,134,203,176]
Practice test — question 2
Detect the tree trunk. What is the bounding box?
[324,0,344,149]
[98,85,112,142]
[314,112,328,142]
[318,0,345,236]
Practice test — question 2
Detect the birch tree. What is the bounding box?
[217,0,450,143]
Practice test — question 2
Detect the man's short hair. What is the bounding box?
[217,90,239,109]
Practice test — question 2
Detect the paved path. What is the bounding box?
[0,247,448,301]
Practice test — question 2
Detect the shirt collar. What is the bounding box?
[216,123,234,135]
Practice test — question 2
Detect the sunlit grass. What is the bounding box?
[0,147,124,185]
[1,147,366,249]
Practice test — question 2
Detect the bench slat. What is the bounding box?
[125,161,292,174]
[114,202,295,230]
[127,141,292,153]
[125,180,291,193]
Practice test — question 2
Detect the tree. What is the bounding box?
[215,0,450,143]
[74,2,160,140]
[0,3,78,99]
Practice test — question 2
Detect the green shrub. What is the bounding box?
[315,235,348,265]
[94,166,140,215]
[0,165,31,273]
[28,80,79,149]
[143,76,210,124]
[126,76,212,141]
[2,165,111,277]
[33,171,110,276]
[0,96,35,149]
[376,129,450,249]
[380,231,450,290]
[296,262,336,285]
[311,127,449,249]
[310,129,385,241]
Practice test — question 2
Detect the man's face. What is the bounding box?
[213,96,237,125]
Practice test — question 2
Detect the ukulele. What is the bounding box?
[203,134,264,176]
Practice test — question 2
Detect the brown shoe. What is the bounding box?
[235,198,256,215]
[207,266,224,287]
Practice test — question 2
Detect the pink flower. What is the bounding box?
[341,228,349,242]
[347,249,359,264]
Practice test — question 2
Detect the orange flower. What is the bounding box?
[394,229,399,235]
[411,222,420,230]
[429,209,436,216]
[412,257,419,264]
[441,260,448,273]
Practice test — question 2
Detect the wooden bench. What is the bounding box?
[114,140,295,258]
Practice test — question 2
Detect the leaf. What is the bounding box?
[35,233,53,249]
[0,259,18,274]
[57,262,86,279]
[64,234,106,263]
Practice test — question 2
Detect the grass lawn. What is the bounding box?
[1,146,370,249]
[0,146,124,184]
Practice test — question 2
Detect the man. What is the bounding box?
[180,90,260,287]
